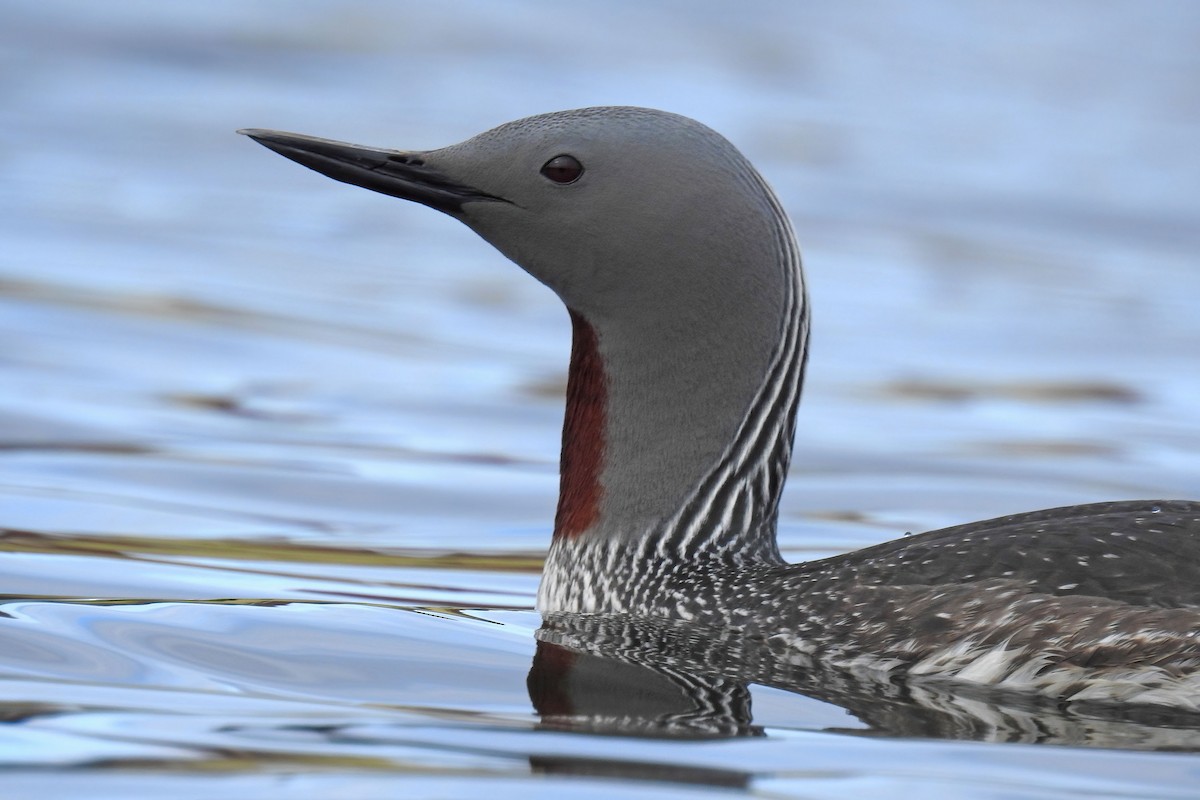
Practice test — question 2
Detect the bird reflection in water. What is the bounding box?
[526,614,1200,752]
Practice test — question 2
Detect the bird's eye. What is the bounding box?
[540,154,583,184]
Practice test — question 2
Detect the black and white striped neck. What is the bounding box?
[539,169,807,613]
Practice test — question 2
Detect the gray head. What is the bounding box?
[244,109,788,318]
[241,108,808,608]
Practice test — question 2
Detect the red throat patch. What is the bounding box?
[553,310,607,540]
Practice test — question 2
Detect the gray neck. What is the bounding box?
[545,184,807,613]
[594,285,797,553]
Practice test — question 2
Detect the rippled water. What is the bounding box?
[3,1,1200,797]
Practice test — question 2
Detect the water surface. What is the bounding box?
[2,1,1200,797]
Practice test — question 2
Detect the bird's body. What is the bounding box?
[241,107,1200,709]
[542,499,1200,707]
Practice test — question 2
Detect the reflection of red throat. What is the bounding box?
[554,310,606,540]
[526,639,577,717]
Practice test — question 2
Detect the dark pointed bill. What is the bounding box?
[237,129,508,215]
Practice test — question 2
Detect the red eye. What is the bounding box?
[540,154,583,184]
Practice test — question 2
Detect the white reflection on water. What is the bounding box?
[2,0,1199,796]
[3,602,534,702]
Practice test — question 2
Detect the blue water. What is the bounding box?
[2,1,1199,797]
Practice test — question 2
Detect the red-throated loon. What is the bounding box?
[240,107,1200,709]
